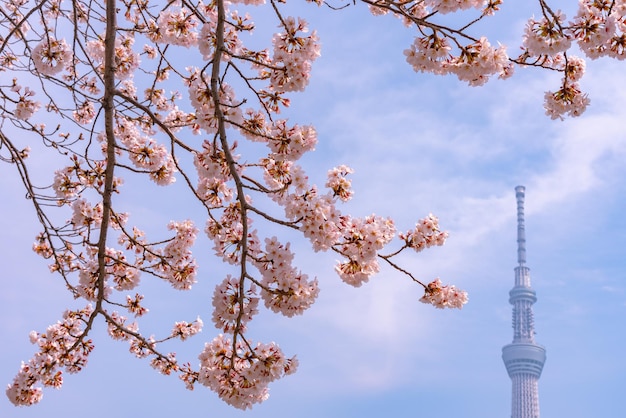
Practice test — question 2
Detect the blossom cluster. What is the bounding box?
[212,275,259,332]
[543,83,590,119]
[205,201,253,265]
[159,220,199,290]
[114,118,177,186]
[86,35,140,80]
[335,215,397,287]
[266,121,317,161]
[419,278,469,309]
[197,334,297,409]
[171,317,204,341]
[400,214,448,253]
[278,184,344,252]
[156,8,200,47]
[194,140,236,207]
[425,0,488,14]
[107,311,139,341]
[51,156,112,202]
[523,11,572,57]
[269,17,321,92]
[326,165,354,202]
[404,35,512,86]
[11,83,40,120]
[31,37,72,76]
[254,237,320,316]
[381,0,626,118]
[188,74,244,134]
[199,8,247,60]
[71,198,104,229]
[6,306,94,406]
[572,0,626,60]
[263,165,346,255]
[518,1,626,118]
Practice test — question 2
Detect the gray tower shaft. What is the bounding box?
[502,186,546,418]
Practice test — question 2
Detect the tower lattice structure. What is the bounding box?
[502,186,546,418]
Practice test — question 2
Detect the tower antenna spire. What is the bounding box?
[502,186,546,418]
[516,185,526,266]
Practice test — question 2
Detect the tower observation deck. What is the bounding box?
[502,186,546,418]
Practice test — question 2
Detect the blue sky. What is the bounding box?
[2,2,626,418]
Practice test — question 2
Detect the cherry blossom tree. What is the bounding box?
[1,0,623,410]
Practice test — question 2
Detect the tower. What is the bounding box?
[502,186,546,418]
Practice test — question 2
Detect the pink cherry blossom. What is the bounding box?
[326,165,354,202]
[197,334,297,409]
[269,17,320,93]
[188,74,243,133]
[523,12,572,57]
[404,34,453,76]
[156,8,199,47]
[266,120,317,161]
[570,1,620,59]
[426,0,486,14]
[565,55,586,82]
[449,37,511,86]
[31,37,71,76]
[544,82,590,120]
[160,220,199,290]
[6,306,94,406]
[420,278,468,309]
[86,36,139,79]
[334,215,396,286]
[400,214,448,253]
[13,85,40,120]
[72,101,96,125]
[171,317,204,340]
[254,237,320,316]
[212,275,259,332]
[114,118,177,185]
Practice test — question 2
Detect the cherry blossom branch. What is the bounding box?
[97,0,119,315]
[8,0,622,409]
[212,0,253,359]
